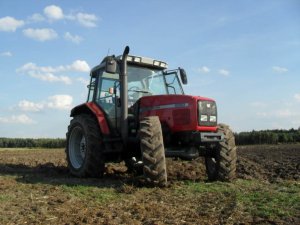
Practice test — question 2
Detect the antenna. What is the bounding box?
[107,48,110,56]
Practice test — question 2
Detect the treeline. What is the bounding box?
[0,138,66,148]
[235,129,300,145]
[1,128,300,148]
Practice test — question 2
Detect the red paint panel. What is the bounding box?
[139,95,217,133]
[86,102,110,135]
[172,108,191,126]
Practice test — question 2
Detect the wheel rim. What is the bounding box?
[68,126,86,169]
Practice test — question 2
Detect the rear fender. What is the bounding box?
[70,102,110,135]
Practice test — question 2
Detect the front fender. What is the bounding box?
[70,102,110,135]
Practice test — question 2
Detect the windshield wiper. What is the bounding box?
[128,89,152,94]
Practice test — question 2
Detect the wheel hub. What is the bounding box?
[80,137,86,158]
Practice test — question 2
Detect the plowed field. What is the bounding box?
[0,144,299,225]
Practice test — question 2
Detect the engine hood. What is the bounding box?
[139,94,217,132]
[139,94,215,111]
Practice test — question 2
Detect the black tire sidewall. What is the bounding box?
[66,115,104,177]
[140,116,167,187]
[66,120,89,176]
[205,124,237,181]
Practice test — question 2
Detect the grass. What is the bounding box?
[61,184,121,203]
[0,194,13,202]
[0,174,299,224]
[182,179,300,220]
[238,180,300,218]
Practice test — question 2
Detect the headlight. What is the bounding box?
[200,115,208,122]
[198,100,218,126]
[210,116,217,122]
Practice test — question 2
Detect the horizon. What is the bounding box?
[1,127,299,139]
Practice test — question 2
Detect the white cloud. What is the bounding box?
[1,51,12,57]
[17,60,90,85]
[18,62,62,73]
[272,66,288,73]
[76,13,98,27]
[28,13,45,23]
[18,100,44,112]
[66,12,99,28]
[64,32,83,44]
[23,28,58,42]
[47,95,73,110]
[198,66,210,73]
[0,114,35,124]
[294,93,300,102]
[44,5,64,21]
[18,60,90,74]
[0,16,24,32]
[28,71,72,85]
[218,69,230,76]
[26,5,98,28]
[17,62,72,85]
[68,60,90,72]
[17,95,73,112]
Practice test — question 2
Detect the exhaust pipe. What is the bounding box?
[120,46,130,144]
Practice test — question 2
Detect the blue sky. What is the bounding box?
[0,0,299,138]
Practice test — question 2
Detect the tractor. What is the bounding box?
[66,46,237,186]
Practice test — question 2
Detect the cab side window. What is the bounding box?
[96,78,116,113]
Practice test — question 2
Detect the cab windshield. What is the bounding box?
[127,65,184,98]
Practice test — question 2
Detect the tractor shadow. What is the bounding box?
[0,158,209,189]
[0,162,139,189]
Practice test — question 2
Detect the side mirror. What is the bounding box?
[105,56,117,74]
[179,68,188,84]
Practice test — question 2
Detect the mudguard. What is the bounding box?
[70,102,110,135]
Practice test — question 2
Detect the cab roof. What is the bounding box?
[90,54,168,76]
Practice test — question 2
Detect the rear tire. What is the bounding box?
[205,123,237,181]
[66,114,105,177]
[140,116,167,187]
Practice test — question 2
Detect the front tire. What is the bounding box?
[66,114,105,177]
[140,116,167,187]
[205,123,237,181]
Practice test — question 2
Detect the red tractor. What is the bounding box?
[66,46,236,186]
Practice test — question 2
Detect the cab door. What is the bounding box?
[95,72,120,131]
